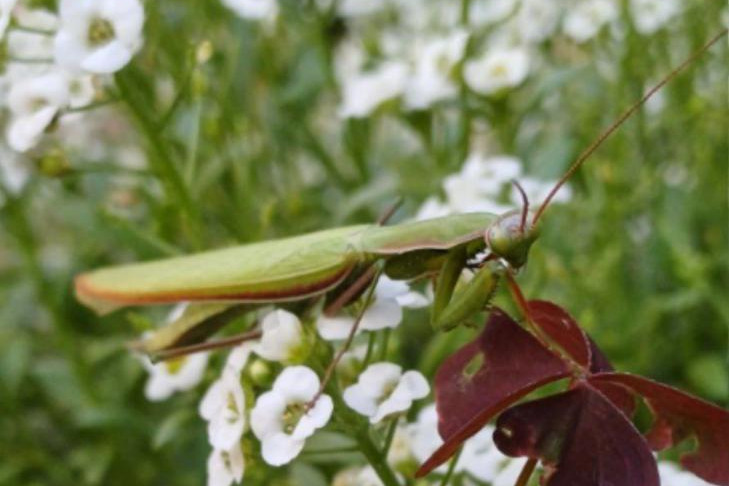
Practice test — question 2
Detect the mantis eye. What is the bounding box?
[485,210,539,269]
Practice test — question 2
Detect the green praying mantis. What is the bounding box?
[75,30,726,363]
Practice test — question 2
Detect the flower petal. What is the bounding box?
[81,40,134,73]
[316,313,356,341]
[260,432,305,466]
[360,298,403,331]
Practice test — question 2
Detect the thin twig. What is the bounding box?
[377,197,404,225]
[324,265,377,317]
[514,458,537,486]
[149,329,262,361]
[380,417,399,456]
[512,180,530,233]
[308,267,383,410]
[533,28,728,224]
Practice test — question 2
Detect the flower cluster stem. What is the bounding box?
[353,427,401,486]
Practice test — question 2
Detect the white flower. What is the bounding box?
[629,0,681,35]
[563,0,618,43]
[469,0,518,27]
[509,176,572,206]
[460,426,525,482]
[0,0,18,40]
[6,71,70,152]
[199,367,246,450]
[316,276,427,340]
[207,442,245,486]
[54,0,144,74]
[406,404,525,480]
[343,362,429,423]
[142,351,209,401]
[464,48,529,96]
[443,154,522,213]
[386,422,414,468]
[407,405,444,469]
[658,461,713,486]
[226,341,256,373]
[516,0,560,43]
[256,309,306,363]
[6,7,57,61]
[415,196,451,221]
[338,61,409,118]
[492,458,529,486]
[0,145,29,194]
[333,466,385,486]
[337,0,389,17]
[404,30,469,111]
[221,0,278,21]
[250,366,333,466]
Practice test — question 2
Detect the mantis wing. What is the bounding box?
[360,212,495,253]
[76,225,370,314]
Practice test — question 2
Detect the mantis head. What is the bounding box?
[485,209,540,269]
[484,180,539,269]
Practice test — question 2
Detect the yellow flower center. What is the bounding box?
[282,402,306,434]
[87,17,115,46]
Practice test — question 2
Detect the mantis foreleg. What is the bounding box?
[431,251,503,331]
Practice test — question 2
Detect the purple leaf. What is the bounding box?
[493,382,659,486]
[591,373,729,486]
[528,300,591,368]
[416,308,570,477]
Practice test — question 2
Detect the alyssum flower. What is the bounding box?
[54,0,144,74]
[343,362,429,424]
[316,276,428,340]
[250,366,333,466]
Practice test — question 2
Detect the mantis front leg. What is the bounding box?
[431,248,503,331]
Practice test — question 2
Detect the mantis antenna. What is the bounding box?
[532,28,728,225]
[511,180,530,234]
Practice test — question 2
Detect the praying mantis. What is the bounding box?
[74,30,726,363]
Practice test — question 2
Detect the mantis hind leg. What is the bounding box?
[431,251,503,331]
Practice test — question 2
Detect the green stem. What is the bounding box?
[114,70,202,249]
[378,328,391,361]
[184,97,203,185]
[381,417,399,454]
[2,190,97,401]
[300,445,359,455]
[353,426,401,486]
[439,447,462,486]
[361,331,377,370]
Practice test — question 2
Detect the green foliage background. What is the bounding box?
[0,0,726,484]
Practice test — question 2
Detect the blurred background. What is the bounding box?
[0,0,726,484]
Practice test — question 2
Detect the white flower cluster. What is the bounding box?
[333,0,685,118]
[407,404,526,484]
[139,277,436,486]
[316,275,428,340]
[0,0,144,153]
[417,153,572,220]
[658,461,713,486]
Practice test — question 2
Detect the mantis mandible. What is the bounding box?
[74,29,727,361]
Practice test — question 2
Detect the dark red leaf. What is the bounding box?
[528,300,591,368]
[587,337,614,373]
[591,373,729,486]
[415,308,570,477]
[590,379,636,418]
[493,382,659,486]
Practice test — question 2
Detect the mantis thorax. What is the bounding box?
[485,210,539,269]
